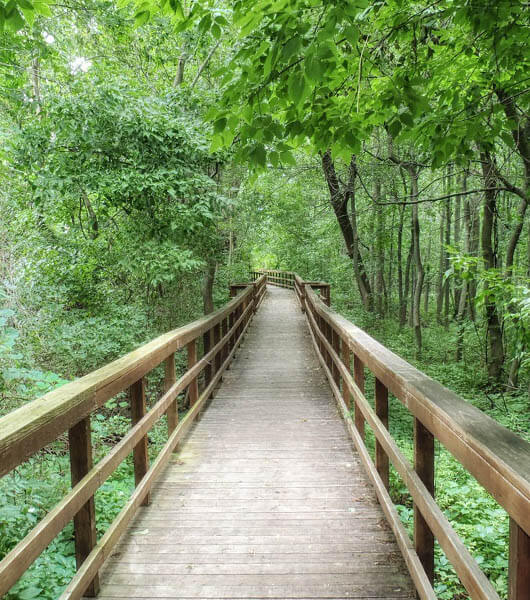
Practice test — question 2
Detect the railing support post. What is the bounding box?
[203,328,212,391]
[414,418,435,585]
[341,341,351,409]
[213,322,222,376]
[164,353,177,439]
[509,519,530,600]
[130,378,150,506]
[331,328,340,386]
[375,378,389,490]
[69,416,99,597]
[221,318,229,364]
[353,354,365,441]
[187,339,199,406]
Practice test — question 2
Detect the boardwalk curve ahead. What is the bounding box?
[97,286,415,599]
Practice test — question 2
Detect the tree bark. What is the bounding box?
[480,150,504,381]
[321,151,373,311]
[408,166,424,355]
[202,260,216,315]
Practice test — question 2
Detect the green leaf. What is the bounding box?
[250,144,266,166]
[18,587,43,599]
[134,9,150,26]
[33,0,50,14]
[213,118,227,133]
[288,72,306,107]
[305,54,324,83]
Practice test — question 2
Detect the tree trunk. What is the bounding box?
[436,211,444,323]
[409,166,424,356]
[443,194,451,328]
[202,260,216,315]
[174,55,187,87]
[321,151,373,311]
[375,177,385,316]
[480,150,504,381]
[397,204,406,327]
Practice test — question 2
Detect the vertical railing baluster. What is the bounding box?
[353,355,365,441]
[341,340,351,409]
[213,322,221,375]
[187,339,199,406]
[69,416,99,596]
[130,378,150,506]
[221,318,228,363]
[203,328,212,392]
[508,518,530,600]
[165,352,177,436]
[324,321,333,373]
[375,378,389,490]
[414,418,435,585]
[331,327,340,386]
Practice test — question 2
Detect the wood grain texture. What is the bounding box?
[92,287,415,600]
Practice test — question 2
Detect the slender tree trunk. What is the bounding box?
[375,177,385,316]
[174,54,187,87]
[409,166,424,355]
[202,260,216,314]
[436,211,444,323]
[453,175,462,314]
[480,150,504,381]
[443,195,451,328]
[456,174,471,361]
[321,151,373,311]
[403,238,413,328]
[397,204,406,326]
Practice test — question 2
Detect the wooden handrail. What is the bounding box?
[255,269,529,600]
[0,275,267,599]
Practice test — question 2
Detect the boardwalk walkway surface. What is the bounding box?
[95,287,415,600]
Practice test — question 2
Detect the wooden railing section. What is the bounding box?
[252,269,530,600]
[0,275,267,600]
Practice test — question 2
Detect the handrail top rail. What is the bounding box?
[0,278,264,479]
[303,284,530,535]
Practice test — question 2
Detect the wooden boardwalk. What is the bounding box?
[96,286,415,600]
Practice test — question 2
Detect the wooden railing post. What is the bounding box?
[187,340,199,406]
[414,418,435,585]
[130,378,150,506]
[69,417,99,596]
[203,328,212,391]
[213,322,222,375]
[375,378,389,490]
[331,328,340,386]
[509,519,530,600]
[221,318,228,363]
[164,353,177,437]
[341,341,351,409]
[353,355,365,441]
[228,309,235,352]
